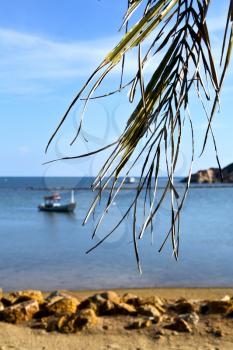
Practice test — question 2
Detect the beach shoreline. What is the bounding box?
[1,287,233,349]
[57,287,233,300]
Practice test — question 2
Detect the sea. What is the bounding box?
[0,176,233,291]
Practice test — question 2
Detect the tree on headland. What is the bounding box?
[46,1,233,270]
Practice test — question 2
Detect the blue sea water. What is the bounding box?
[0,177,233,291]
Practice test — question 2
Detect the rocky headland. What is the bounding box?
[182,162,233,184]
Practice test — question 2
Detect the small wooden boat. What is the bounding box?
[38,191,76,213]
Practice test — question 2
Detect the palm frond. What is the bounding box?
[46,0,232,269]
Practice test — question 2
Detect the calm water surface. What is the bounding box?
[0,177,233,291]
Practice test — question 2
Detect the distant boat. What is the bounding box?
[125,176,136,184]
[38,191,76,213]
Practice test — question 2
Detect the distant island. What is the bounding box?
[182,162,233,183]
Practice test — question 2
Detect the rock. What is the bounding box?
[168,300,194,314]
[0,300,39,323]
[30,317,48,330]
[171,331,179,336]
[78,291,134,316]
[1,295,17,307]
[164,318,192,333]
[226,307,233,317]
[184,168,221,183]
[125,319,152,330]
[35,308,98,333]
[45,290,64,300]
[0,302,4,311]
[178,312,199,325]
[11,290,44,304]
[122,294,165,313]
[139,296,165,314]
[221,295,231,302]
[79,291,120,309]
[75,308,98,330]
[182,162,233,184]
[32,315,67,332]
[46,296,79,315]
[200,300,233,314]
[140,296,164,307]
[89,300,136,316]
[79,295,109,314]
[100,291,120,304]
[47,315,68,332]
[121,293,141,307]
[60,309,98,333]
[46,315,65,332]
[79,293,107,309]
[213,329,223,337]
[101,300,115,314]
[114,302,137,315]
[137,304,161,322]
[45,291,76,303]
[154,328,165,336]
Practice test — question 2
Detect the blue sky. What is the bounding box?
[0,0,232,176]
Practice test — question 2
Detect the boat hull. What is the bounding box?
[38,203,76,213]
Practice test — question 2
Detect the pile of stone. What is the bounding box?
[0,288,232,334]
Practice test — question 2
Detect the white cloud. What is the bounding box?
[0,28,150,96]
[0,16,231,97]
[0,28,122,95]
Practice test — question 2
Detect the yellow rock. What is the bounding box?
[45,291,78,303]
[0,300,39,324]
[200,300,233,314]
[0,302,4,311]
[58,308,98,333]
[221,295,231,302]
[125,319,152,330]
[114,302,137,316]
[1,295,17,307]
[121,293,141,307]
[169,301,194,314]
[46,297,79,315]
[122,294,165,313]
[78,291,120,315]
[99,300,115,315]
[164,318,192,333]
[137,304,161,322]
[11,290,44,304]
[77,308,98,327]
[99,291,120,304]
[140,296,164,307]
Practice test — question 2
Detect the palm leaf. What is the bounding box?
[46,0,232,270]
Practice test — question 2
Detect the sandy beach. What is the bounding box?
[70,287,233,301]
[0,288,233,350]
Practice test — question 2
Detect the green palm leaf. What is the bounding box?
[46,0,233,270]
